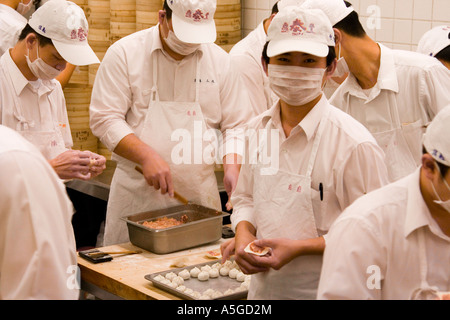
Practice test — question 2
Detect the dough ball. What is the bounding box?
[154,275,164,282]
[224,288,234,295]
[210,291,222,299]
[203,288,215,297]
[198,271,210,281]
[160,278,170,285]
[199,294,211,300]
[176,285,186,292]
[201,265,212,272]
[178,269,190,280]
[190,267,201,278]
[236,271,246,282]
[184,288,194,295]
[212,262,222,269]
[228,268,239,279]
[165,272,176,281]
[223,260,233,268]
[208,268,219,278]
[168,281,178,288]
[219,266,230,276]
[172,276,184,286]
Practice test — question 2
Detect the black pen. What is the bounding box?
[319,183,323,201]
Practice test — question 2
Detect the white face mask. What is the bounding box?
[430,164,450,213]
[164,29,200,56]
[333,44,349,78]
[17,0,33,16]
[268,64,326,106]
[25,44,62,81]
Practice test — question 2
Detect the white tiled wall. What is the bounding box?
[242,0,450,51]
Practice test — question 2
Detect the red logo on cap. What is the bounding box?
[290,19,307,35]
[185,9,210,22]
[70,27,87,41]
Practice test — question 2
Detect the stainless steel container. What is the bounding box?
[122,204,229,254]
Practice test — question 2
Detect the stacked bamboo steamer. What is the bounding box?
[215,0,242,52]
[63,0,97,153]
[136,0,162,31]
[110,0,136,44]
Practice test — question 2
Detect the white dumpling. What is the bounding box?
[211,291,222,299]
[208,268,219,278]
[184,288,194,295]
[212,262,221,269]
[203,288,215,296]
[201,265,212,272]
[228,268,239,279]
[178,269,190,280]
[172,276,184,286]
[190,267,201,278]
[236,271,246,282]
[154,275,164,282]
[197,271,210,281]
[176,285,186,292]
[224,288,234,295]
[165,272,177,281]
[219,266,230,276]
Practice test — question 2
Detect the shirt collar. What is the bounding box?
[3,50,57,95]
[404,167,437,238]
[340,43,399,100]
[261,94,329,142]
[2,49,29,96]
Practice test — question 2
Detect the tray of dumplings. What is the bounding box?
[145,260,250,300]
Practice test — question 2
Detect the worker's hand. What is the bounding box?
[223,161,240,211]
[141,152,174,197]
[220,238,235,263]
[250,238,297,271]
[49,149,93,180]
[83,151,107,178]
[234,230,269,275]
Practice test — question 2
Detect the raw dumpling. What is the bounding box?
[178,269,190,280]
[219,266,230,276]
[172,276,184,286]
[244,242,271,256]
[190,267,201,278]
[201,265,212,272]
[165,272,177,281]
[198,271,210,281]
[228,268,239,279]
[236,271,246,282]
[208,268,219,278]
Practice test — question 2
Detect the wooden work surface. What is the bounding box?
[78,240,228,300]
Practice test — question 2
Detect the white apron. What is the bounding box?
[0,58,66,160]
[248,110,329,300]
[103,53,221,246]
[410,228,442,300]
[345,94,422,183]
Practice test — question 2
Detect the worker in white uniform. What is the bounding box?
[417,25,450,70]
[318,106,450,300]
[90,0,254,246]
[0,125,79,300]
[302,0,450,183]
[0,0,105,181]
[229,0,305,115]
[0,0,77,88]
[222,6,389,300]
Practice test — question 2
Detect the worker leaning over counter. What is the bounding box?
[0,0,106,180]
[89,0,254,246]
[221,6,389,300]
[318,106,450,300]
[417,25,450,70]
[303,0,450,183]
[0,0,78,89]
[0,125,79,300]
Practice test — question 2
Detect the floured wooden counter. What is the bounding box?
[77,240,229,300]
